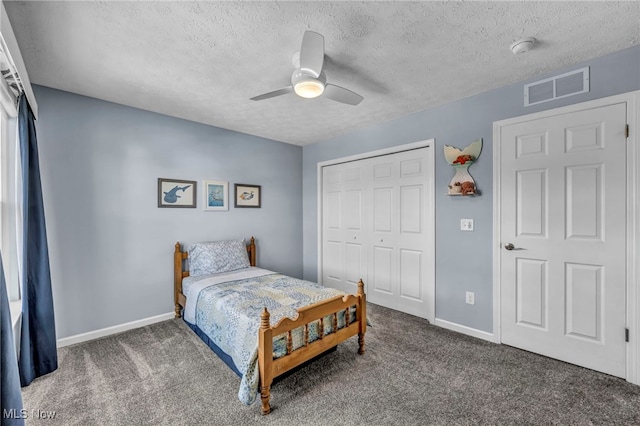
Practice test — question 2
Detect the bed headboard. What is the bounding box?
[173,237,256,317]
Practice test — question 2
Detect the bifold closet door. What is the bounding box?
[322,160,368,296]
[322,147,432,319]
[367,149,430,317]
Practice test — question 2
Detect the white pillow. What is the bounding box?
[188,239,250,276]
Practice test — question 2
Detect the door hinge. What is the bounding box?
[626,328,630,342]
[626,124,629,138]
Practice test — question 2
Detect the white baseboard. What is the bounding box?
[57,312,175,348]
[434,318,497,343]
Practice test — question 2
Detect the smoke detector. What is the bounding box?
[510,37,536,54]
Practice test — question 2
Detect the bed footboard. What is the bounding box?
[258,280,366,415]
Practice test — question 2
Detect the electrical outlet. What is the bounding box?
[465,291,475,305]
[460,219,474,231]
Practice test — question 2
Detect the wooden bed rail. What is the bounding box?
[258,279,366,415]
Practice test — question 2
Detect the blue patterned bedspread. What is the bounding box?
[193,273,349,405]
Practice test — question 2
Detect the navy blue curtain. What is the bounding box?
[17,94,57,386]
[1,253,25,426]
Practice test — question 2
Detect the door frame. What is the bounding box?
[317,139,436,323]
[492,91,640,385]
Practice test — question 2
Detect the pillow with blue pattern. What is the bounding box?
[188,239,251,276]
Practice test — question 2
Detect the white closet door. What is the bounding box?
[322,161,367,295]
[322,147,433,320]
[368,149,431,317]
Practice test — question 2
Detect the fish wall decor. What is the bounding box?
[443,139,482,196]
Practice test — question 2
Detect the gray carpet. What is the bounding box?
[22,303,640,425]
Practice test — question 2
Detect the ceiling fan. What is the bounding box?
[250,31,364,106]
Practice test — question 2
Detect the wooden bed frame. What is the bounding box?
[173,237,366,415]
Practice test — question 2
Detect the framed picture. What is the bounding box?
[157,178,196,208]
[203,180,229,211]
[235,184,261,208]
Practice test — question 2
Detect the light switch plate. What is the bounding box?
[460,219,474,231]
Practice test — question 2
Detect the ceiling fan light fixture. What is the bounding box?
[291,69,326,99]
[294,79,325,98]
[251,32,363,105]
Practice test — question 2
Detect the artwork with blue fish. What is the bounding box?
[208,184,225,207]
[164,185,190,203]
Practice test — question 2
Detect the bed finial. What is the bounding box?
[260,307,270,329]
[175,242,181,253]
[357,279,364,295]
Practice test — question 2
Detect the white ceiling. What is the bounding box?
[4,1,639,146]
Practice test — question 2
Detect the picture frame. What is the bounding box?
[157,178,196,208]
[234,183,261,208]
[203,180,229,211]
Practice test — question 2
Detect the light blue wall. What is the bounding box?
[34,86,303,339]
[302,46,640,333]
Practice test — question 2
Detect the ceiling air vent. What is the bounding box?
[524,67,589,107]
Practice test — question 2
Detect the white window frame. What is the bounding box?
[0,68,21,328]
[1,2,38,341]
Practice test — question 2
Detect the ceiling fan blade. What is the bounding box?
[300,31,324,78]
[250,86,293,101]
[324,84,364,106]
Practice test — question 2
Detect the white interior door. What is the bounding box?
[499,102,627,377]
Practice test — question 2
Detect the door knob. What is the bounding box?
[504,243,515,251]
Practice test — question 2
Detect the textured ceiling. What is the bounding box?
[4,1,640,146]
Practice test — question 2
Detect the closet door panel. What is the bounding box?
[322,240,343,289]
[372,245,394,296]
[400,249,422,301]
[344,242,364,293]
[344,190,362,231]
[373,187,393,232]
[400,185,422,234]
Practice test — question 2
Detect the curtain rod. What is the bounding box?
[0,35,25,101]
[0,1,38,118]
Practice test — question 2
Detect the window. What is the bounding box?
[0,72,21,324]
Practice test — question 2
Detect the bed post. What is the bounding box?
[258,307,273,415]
[174,242,183,318]
[248,236,257,267]
[357,279,366,355]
